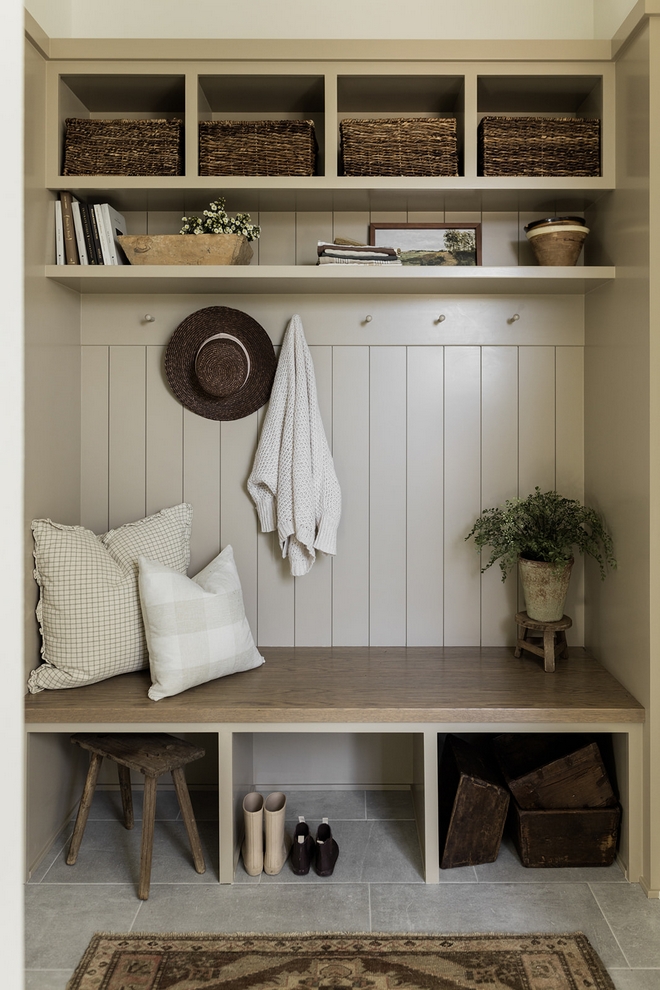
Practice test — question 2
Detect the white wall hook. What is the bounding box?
[434,315,446,324]
[144,314,156,323]
[508,313,520,324]
[363,315,373,324]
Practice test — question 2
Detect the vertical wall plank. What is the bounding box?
[481,212,519,266]
[370,347,407,645]
[220,413,259,638]
[183,408,220,575]
[407,346,444,646]
[81,346,109,533]
[556,345,586,644]
[296,212,333,266]
[519,346,556,496]
[332,346,370,646]
[108,346,146,529]
[333,211,369,245]
[258,212,296,265]
[145,345,184,516]
[481,346,519,645]
[294,346,333,646]
[444,346,481,645]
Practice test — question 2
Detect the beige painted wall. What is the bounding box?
[584,19,659,893]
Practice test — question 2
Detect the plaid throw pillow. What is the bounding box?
[27,504,193,693]
[138,545,264,701]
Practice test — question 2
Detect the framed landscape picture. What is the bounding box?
[369,222,482,266]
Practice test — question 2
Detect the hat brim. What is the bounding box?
[165,306,277,421]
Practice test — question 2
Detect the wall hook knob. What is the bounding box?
[434,315,446,324]
[363,315,373,324]
[144,314,156,323]
[508,313,520,324]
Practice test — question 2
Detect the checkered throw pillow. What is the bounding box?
[138,545,264,701]
[27,504,193,693]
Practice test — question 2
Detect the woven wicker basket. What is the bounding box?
[478,116,600,177]
[340,117,459,177]
[199,120,317,176]
[62,118,184,176]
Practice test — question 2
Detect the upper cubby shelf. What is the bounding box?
[46,58,616,213]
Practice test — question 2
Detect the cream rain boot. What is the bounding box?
[263,791,292,875]
[241,792,264,876]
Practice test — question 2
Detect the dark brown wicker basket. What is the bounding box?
[199,120,317,176]
[62,118,184,176]
[340,117,458,177]
[478,116,600,177]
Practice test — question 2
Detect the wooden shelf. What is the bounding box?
[45,264,615,295]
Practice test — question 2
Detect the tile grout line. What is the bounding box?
[586,881,633,970]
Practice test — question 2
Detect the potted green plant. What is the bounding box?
[466,488,616,622]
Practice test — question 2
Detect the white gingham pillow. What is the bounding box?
[138,545,264,701]
[27,503,193,693]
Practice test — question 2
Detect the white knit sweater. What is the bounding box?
[247,314,342,576]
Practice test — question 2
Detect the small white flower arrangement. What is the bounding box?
[180,197,261,241]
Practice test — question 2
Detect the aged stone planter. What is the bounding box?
[518,556,574,622]
[118,233,254,266]
[524,217,589,266]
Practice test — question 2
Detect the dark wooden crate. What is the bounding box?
[199,120,317,176]
[438,735,510,869]
[477,116,600,177]
[510,798,621,867]
[340,117,459,177]
[492,733,617,810]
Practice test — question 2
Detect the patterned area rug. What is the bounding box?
[67,931,616,990]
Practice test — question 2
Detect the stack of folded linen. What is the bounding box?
[317,241,402,265]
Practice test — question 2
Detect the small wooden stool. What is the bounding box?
[514,611,572,673]
[67,732,206,899]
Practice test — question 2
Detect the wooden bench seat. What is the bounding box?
[25,647,645,884]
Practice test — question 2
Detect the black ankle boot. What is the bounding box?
[290,817,314,875]
[314,818,339,877]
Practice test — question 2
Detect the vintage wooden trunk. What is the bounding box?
[510,798,621,867]
[438,735,510,868]
[492,733,617,809]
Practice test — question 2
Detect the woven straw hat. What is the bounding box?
[165,306,277,421]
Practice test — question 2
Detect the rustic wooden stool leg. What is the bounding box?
[543,627,556,673]
[117,764,134,830]
[67,752,103,865]
[138,774,158,900]
[514,622,524,658]
[558,630,569,659]
[172,766,206,874]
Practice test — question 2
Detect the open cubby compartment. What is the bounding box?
[476,71,611,179]
[197,74,326,176]
[56,72,187,177]
[337,74,465,176]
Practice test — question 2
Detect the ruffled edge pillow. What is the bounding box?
[138,544,264,701]
[27,503,193,693]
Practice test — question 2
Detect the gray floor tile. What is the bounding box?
[188,789,220,821]
[24,884,140,969]
[438,863,479,883]
[26,970,74,990]
[610,971,660,990]
[259,819,424,884]
[68,787,181,822]
[258,789,366,821]
[133,882,371,933]
[472,837,627,884]
[369,881,628,968]
[590,883,660,967]
[366,789,415,820]
[41,820,219,887]
[28,827,73,883]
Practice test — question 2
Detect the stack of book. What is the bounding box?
[55,192,127,265]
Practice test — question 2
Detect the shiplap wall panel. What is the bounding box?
[296,212,333,267]
[519,345,556,497]
[481,345,519,645]
[370,346,408,646]
[257,213,296,266]
[444,346,482,646]
[332,345,370,646]
[220,413,260,637]
[183,408,221,574]
[145,345,184,517]
[294,346,333,646]
[108,346,146,530]
[81,346,109,534]
[407,346,444,646]
[556,345,586,644]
